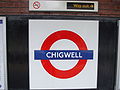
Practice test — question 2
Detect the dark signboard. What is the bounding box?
[67,2,94,10]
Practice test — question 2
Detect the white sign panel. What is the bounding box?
[0,17,7,90]
[29,0,98,12]
[29,20,99,89]
[116,20,120,90]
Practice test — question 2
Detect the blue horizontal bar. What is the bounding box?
[0,20,3,24]
[34,50,93,60]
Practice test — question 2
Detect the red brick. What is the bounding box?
[0,2,28,7]
[0,0,28,2]
[0,8,28,13]
[99,9,120,15]
[0,0,120,17]
[99,3,120,10]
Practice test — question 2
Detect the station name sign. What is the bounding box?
[29,0,98,12]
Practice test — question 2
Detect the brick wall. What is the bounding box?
[0,0,120,17]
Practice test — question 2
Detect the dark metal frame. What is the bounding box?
[3,15,120,90]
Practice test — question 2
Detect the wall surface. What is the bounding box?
[0,0,120,17]
[0,0,120,89]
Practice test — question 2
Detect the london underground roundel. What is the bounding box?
[29,20,98,89]
[40,30,88,79]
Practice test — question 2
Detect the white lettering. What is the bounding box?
[59,52,64,58]
[71,52,75,58]
[46,52,51,58]
[46,52,83,59]
[79,52,82,58]
[51,52,56,58]
[64,52,71,58]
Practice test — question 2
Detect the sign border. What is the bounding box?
[29,1,98,12]
[116,20,120,90]
[0,17,7,90]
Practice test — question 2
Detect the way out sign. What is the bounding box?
[29,20,99,89]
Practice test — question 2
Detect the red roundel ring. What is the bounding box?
[41,30,88,79]
[33,1,40,9]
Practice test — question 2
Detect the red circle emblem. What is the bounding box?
[33,1,40,9]
[41,30,87,79]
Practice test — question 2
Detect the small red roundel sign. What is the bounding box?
[33,1,40,9]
